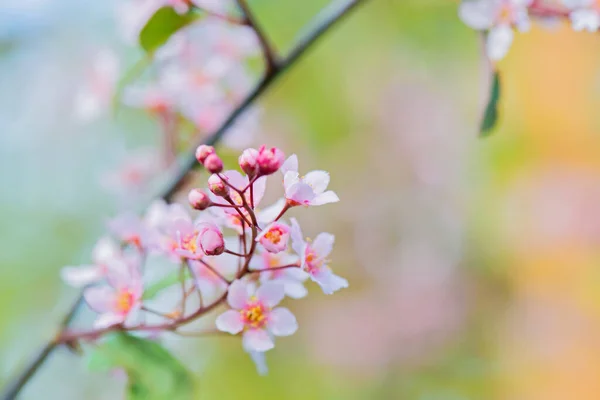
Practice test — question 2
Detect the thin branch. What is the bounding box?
[1,1,369,398]
[249,264,301,273]
[235,0,278,73]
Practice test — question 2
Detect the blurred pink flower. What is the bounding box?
[60,236,121,287]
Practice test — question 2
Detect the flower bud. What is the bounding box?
[195,145,215,164]
[208,174,228,197]
[198,223,225,256]
[204,153,223,174]
[188,189,211,210]
[256,145,285,176]
[238,148,259,178]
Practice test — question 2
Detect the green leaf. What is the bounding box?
[88,333,196,400]
[480,70,501,137]
[143,268,189,301]
[139,7,200,54]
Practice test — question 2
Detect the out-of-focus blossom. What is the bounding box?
[61,236,121,287]
[215,280,297,352]
[249,249,308,299]
[83,256,144,329]
[73,49,119,122]
[108,212,153,249]
[563,0,600,31]
[459,0,533,60]
[280,155,339,207]
[101,148,162,201]
[290,218,348,295]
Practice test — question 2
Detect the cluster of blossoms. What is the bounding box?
[458,0,598,61]
[75,0,262,198]
[61,145,346,373]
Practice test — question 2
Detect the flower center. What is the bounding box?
[115,289,134,314]
[497,2,513,23]
[125,234,141,248]
[264,228,283,244]
[304,248,323,274]
[240,298,269,329]
[181,231,199,254]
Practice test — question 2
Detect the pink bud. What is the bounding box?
[256,145,285,176]
[198,223,225,256]
[256,222,290,253]
[208,174,228,197]
[239,148,259,177]
[195,145,215,164]
[188,189,211,210]
[204,154,223,174]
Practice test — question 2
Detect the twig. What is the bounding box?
[1,1,369,398]
[235,0,278,73]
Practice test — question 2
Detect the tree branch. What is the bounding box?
[1,0,369,398]
[235,0,278,73]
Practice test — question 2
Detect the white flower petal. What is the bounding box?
[486,24,514,61]
[227,279,250,309]
[269,307,298,336]
[312,232,335,259]
[242,329,274,352]
[61,265,103,287]
[303,170,330,194]
[248,351,268,376]
[312,269,348,295]
[216,309,244,334]
[256,281,285,307]
[283,281,308,299]
[93,313,125,329]
[458,0,495,30]
[84,287,116,313]
[280,154,298,176]
[310,190,340,206]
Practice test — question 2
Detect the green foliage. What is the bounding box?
[139,6,200,54]
[88,333,196,400]
[480,70,501,137]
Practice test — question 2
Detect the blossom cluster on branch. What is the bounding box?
[459,0,599,61]
[60,145,347,374]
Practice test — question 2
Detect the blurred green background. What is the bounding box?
[3,0,600,399]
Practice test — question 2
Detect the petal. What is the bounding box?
[289,218,306,262]
[215,309,244,334]
[269,307,298,336]
[223,170,247,191]
[227,279,250,309]
[283,281,308,299]
[458,0,495,30]
[61,265,103,287]
[84,286,117,313]
[486,24,514,61]
[280,154,298,176]
[303,170,330,194]
[250,176,267,207]
[310,191,340,206]
[312,269,349,295]
[93,313,125,329]
[312,232,335,259]
[283,171,300,191]
[92,236,119,264]
[242,329,274,352]
[286,182,315,204]
[256,281,285,307]
[248,351,268,376]
[570,9,600,32]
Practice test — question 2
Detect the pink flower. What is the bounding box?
[289,218,348,295]
[83,256,143,329]
[197,222,225,256]
[61,236,121,287]
[203,153,224,173]
[195,145,215,164]
[256,146,285,176]
[211,170,267,209]
[249,250,308,299]
[188,188,211,210]
[108,212,151,249]
[169,218,203,260]
[215,280,297,352]
[256,222,291,253]
[280,155,340,207]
